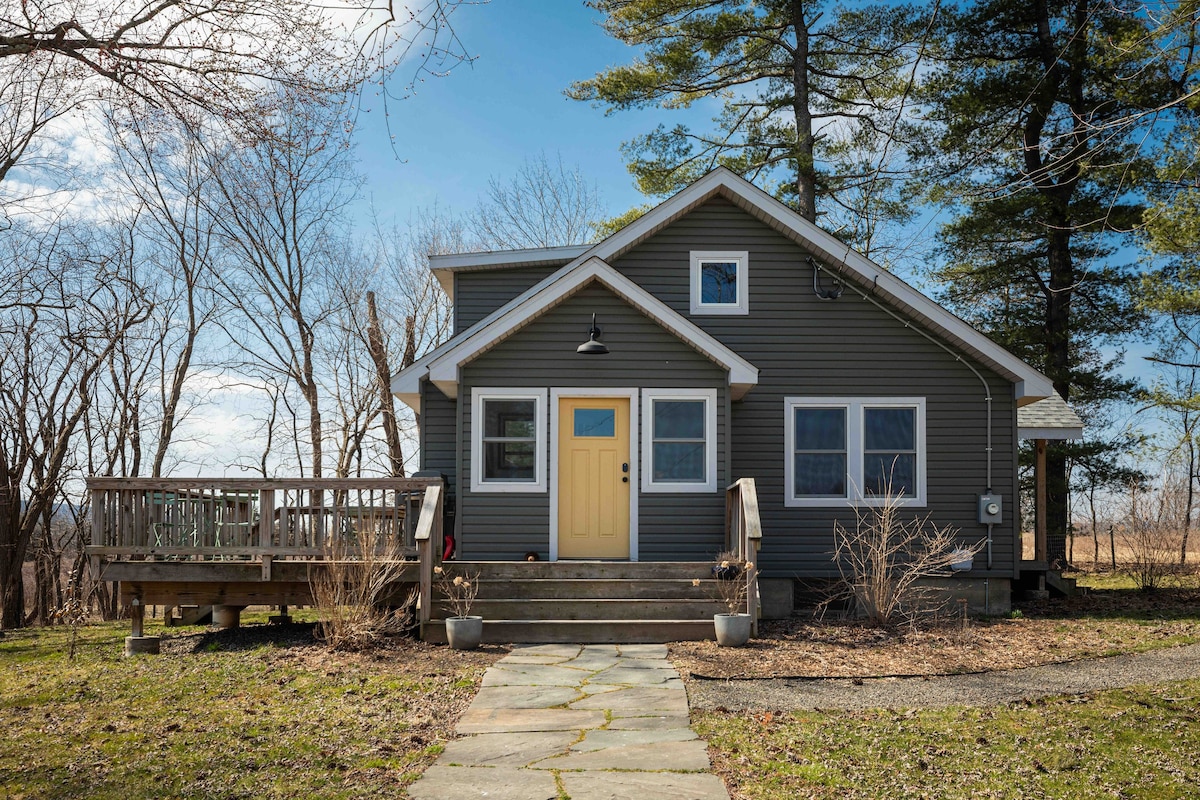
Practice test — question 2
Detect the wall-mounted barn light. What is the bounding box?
[576,313,609,355]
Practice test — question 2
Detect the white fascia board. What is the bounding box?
[577,166,1054,403]
[1019,426,1084,441]
[429,245,591,271]
[425,257,759,398]
[394,391,421,414]
[429,245,591,302]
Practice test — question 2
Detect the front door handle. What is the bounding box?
[622,463,629,473]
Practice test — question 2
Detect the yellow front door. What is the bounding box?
[558,397,630,559]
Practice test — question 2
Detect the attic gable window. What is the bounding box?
[690,251,749,315]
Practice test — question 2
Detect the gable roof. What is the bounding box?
[1017,393,1085,440]
[393,166,1051,410]
[430,245,590,299]
[392,256,760,412]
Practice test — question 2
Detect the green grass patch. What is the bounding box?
[0,621,492,799]
[696,680,1200,799]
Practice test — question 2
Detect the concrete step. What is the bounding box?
[422,618,717,644]
[1044,569,1077,597]
[436,598,724,621]
[470,578,723,601]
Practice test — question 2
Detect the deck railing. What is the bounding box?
[86,477,442,563]
[725,478,763,634]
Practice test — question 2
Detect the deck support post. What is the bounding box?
[213,605,245,629]
[269,604,291,625]
[124,596,161,655]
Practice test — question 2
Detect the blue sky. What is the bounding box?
[351,1,712,229]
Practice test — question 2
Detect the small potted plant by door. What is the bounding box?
[435,565,482,650]
[697,552,754,647]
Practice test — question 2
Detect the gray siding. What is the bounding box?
[454,265,561,333]
[419,379,457,497]
[458,284,728,561]
[610,196,1019,578]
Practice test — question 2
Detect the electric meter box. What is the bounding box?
[978,493,1003,525]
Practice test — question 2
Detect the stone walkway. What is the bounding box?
[407,643,730,800]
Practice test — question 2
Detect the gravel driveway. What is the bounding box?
[685,643,1200,711]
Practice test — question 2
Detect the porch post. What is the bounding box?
[1035,438,1048,563]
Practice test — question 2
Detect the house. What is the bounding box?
[391,167,1080,617]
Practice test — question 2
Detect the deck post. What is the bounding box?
[124,596,161,655]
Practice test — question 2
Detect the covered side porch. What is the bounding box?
[1016,394,1085,597]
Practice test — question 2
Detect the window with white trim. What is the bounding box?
[470,388,546,492]
[784,397,926,506]
[690,251,748,315]
[642,388,718,492]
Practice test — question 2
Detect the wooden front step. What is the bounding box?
[445,561,714,581]
[423,618,716,644]
[426,560,726,643]
[471,578,722,600]
[458,598,721,621]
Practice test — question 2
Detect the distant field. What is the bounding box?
[1022,531,1200,570]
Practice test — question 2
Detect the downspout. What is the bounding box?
[810,259,995,568]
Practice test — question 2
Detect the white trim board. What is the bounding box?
[573,168,1052,403]
[392,256,759,411]
[549,388,639,562]
[398,167,1053,408]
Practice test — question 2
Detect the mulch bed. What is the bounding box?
[670,588,1200,680]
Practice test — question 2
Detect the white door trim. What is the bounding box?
[549,387,639,562]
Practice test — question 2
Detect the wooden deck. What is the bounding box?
[87,476,762,645]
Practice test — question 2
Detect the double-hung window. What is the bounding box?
[471,388,546,492]
[642,388,717,492]
[690,251,748,315]
[785,397,925,506]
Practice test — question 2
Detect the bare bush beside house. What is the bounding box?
[310,533,417,650]
[830,488,984,626]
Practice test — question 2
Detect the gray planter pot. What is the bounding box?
[714,613,752,647]
[445,615,483,650]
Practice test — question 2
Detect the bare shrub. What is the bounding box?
[1118,480,1187,591]
[310,532,416,650]
[830,488,982,627]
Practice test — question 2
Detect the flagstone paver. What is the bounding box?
[406,643,730,800]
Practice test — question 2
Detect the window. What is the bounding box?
[690,251,748,315]
[642,388,718,492]
[471,389,547,492]
[784,397,925,506]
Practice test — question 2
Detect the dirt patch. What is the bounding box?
[670,589,1200,679]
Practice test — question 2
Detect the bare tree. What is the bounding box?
[0,0,483,184]
[0,219,152,628]
[204,92,358,478]
[470,152,605,247]
[108,110,223,476]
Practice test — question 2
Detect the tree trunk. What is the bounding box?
[366,291,405,477]
[0,484,28,629]
[789,0,817,223]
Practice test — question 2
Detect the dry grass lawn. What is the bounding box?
[0,620,506,799]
